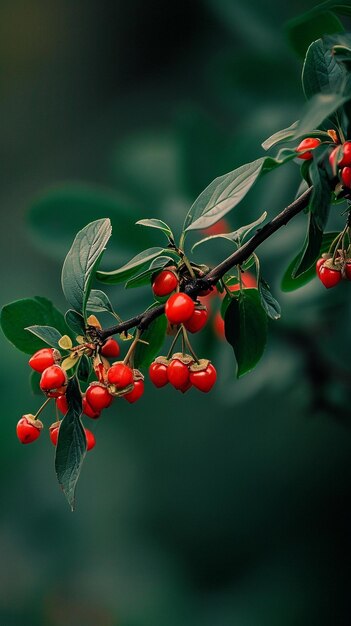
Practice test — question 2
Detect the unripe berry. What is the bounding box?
[29,348,60,373]
[86,383,113,412]
[167,359,190,389]
[296,137,321,160]
[124,380,144,403]
[190,363,217,393]
[165,293,195,325]
[149,362,169,388]
[107,362,134,389]
[341,166,351,188]
[184,306,208,333]
[16,414,43,444]
[152,270,178,298]
[40,365,67,398]
[100,338,120,358]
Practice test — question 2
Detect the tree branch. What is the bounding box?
[96,186,312,341]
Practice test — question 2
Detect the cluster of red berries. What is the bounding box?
[296,135,351,189]
[316,254,351,288]
[149,355,216,393]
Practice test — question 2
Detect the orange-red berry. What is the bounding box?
[341,166,351,188]
[190,364,217,393]
[167,359,190,389]
[149,362,169,388]
[107,362,134,389]
[165,293,195,325]
[100,338,120,358]
[152,270,178,298]
[296,137,321,160]
[124,380,145,403]
[40,365,67,398]
[16,415,42,444]
[86,383,113,412]
[29,348,60,373]
[184,306,208,333]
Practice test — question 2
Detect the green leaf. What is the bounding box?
[224,289,268,378]
[136,219,174,241]
[191,211,267,252]
[285,8,345,58]
[86,290,116,316]
[262,122,299,151]
[1,297,68,355]
[62,218,112,317]
[302,38,346,99]
[65,310,86,336]
[125,256,174,289]
[27,185,156,264]
[281,231,338,291]
[96,247,168,285]
[30,371,42,396]
[25,325,62,348]
[133,314,168,369]
[308,160,332,230]
[77,355,91,382]
[183,152,296,233]
[293,92,351,139]
[258,278,281,321]
[55,377,86,511]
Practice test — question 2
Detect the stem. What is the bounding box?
[97,187,312,341]
[34,397,51,420]
[166,326,183,359]
[181,325,199,363]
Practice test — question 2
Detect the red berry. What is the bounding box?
[29,348,60,373]
[56,395,68,415]
[165,293,195,325]
[178,379,192,394]
[316,258,325,274]
[49,422,60,446]
[107,362,134,389]
[329,146,340,172]
[341,166,351,188]
[338,141,351,167]
[40,365,67,398]
[82,396,101,419]
[86,383,113,412]
[296,137,321,160]
[345,262,351,281]
[184,307,208,333]
[190,363,217,393]
[201,218,230,236]
[149,362,169,388]
[152,270,178,298]
[318,265,342,288]
[167,359,190,389]
[213,312,225,339]
[100,338,120,358]
[85,428,96,451]
[16,415,42,444]
[124,380,144,403]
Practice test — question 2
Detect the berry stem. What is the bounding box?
[166,326,183,359]
[34,397,52,420]
[181,325,200,364]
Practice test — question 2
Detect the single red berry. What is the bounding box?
[49,422,60,446]
[345,262,351,281]
[178,379,192,394]
[100,338,120,358]
[56,394,68,415]
[85,428,96,451]
[316,258,325,274]
[82,396,101,419]
[152,270,178,298]
[29,348,60,373]
[318,265,342,288]
[341,166,351,188]
[16,415,42,444]
[296,137,321,160]
[184,306,208,333]
[124,380,145,403]
[338,141,351,167]
[190,364,217,393]
[149,362,169,388]
[329,146,340,172]
[107,362,134,389]
[167,359,190,389]
[40,365,67,398]
[165,293,195,325]
[86,383,113,412]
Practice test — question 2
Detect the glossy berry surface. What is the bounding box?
[124,380,145,403]
[49,423,60,446]
[345,263,351,281]
[149,362,169,388]
[56,394,68,415]
[165,293,195,325]
[107,362,134,389]
[82,396,101,419]
[40,365,67,397]
[318,265,342,289]
[100,338,120,358]
[338,141,351,167]
[341,166,351,188]
[29,348,58,373]
[85,429,96,451]
[316,258,325,274]
[178,380,192,394]
[296,137,321,160]
[86,383,113,412]
[152,270,178,297]
[16,416,42,444]
[190,364,217,393]
[184,307,208,333]
[167,359,190,389]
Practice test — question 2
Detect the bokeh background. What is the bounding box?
[1,1,351,624]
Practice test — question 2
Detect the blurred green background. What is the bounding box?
[1,1,351,624]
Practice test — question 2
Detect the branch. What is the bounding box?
[97,186,312,341]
